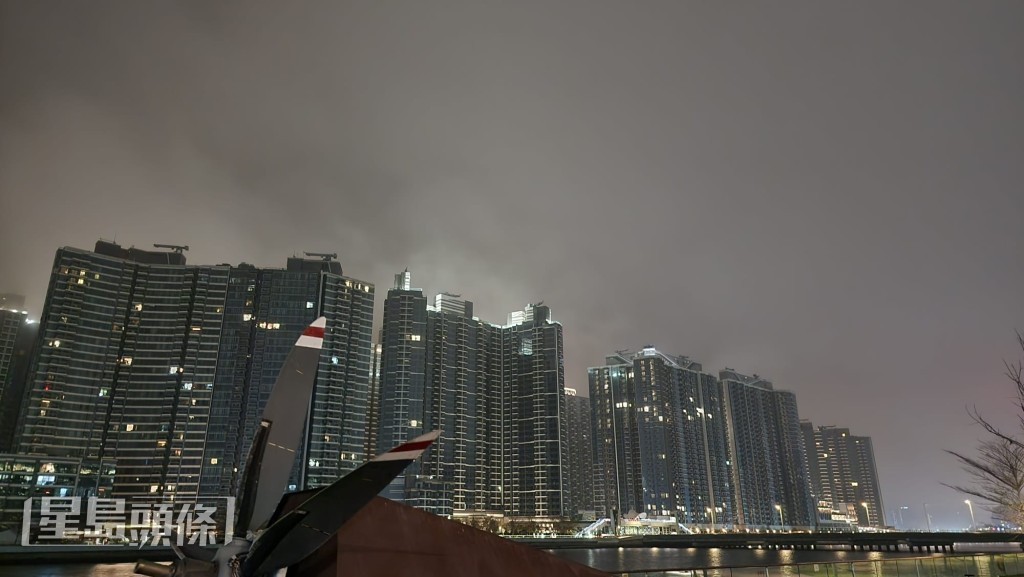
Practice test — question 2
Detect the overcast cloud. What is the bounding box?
[1,0,1022,529]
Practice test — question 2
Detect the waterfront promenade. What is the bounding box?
[2,550,1023,577]
[3,534,1022,573]
[520,532,1024,553]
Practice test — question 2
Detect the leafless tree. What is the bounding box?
[947,437,1024,525]
[946,331,1024,525]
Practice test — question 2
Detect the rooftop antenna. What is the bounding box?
[303,252,337,262]
[153,244,190,254]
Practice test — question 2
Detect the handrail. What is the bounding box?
[616,550,1024,576]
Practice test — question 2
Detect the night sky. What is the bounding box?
[1,1,1022,530]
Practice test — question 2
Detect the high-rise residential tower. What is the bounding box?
[589,353,643,520]
[16,242,374,501]
[376,271,430,505]
[502,303,567,518]
[589,348,733,527]
[376,271,567,518]
[802,421,884,529]
[0,303,37,452]
[564,388,595,520]
[721,369,814,529]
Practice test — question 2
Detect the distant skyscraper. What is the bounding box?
[802,421,884,528]
[564,388,595,520]
[365,342,383,457]
[207,255,376,493]
[16,241,374,501]
[589,354,643,520]
[419,291,497,514]
[589,348,733,527]
[502,303,567,518]
[0,305,37,452]
[721,369,814,529]
[376,272,429,505]
[376,271,567,518]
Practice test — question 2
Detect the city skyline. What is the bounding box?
[1,257,898,538]
[2,1,1022,531]
[0,240,1006,529]
[0,243,897,533]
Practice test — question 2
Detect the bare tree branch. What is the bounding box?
[947,332,1024,527]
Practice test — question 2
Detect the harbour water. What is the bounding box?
[1,547,1021,576]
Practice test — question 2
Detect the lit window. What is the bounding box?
[150,485,158,493]
[411,420,418,427]
[98,388,109,397]
[331,356,339,365]
[134,304,143,311]
[77,279,84,285]
[210,458,218,465]
[243,314,252,321]
[169,366,178,375]
[182,382,193,391]
[306,302,314,309]
[126,424,135,432]
[119,357,132,366]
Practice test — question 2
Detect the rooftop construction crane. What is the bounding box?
[153,244,190,254]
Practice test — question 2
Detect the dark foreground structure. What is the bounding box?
[287,496,608,577]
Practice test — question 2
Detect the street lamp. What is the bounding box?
[775,504,785,530]
[964,499,976,530]
[861,502,871,527]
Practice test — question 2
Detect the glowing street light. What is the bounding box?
[706,506,716,530]
[964,499,976,530]
[861,502,871,527]
[775,504,785,530]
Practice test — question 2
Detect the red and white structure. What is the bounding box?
[296,316,326,349]
[372,430,442,462]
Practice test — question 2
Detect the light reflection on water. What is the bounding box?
[0,551,1019,577]
[547,548,987,576]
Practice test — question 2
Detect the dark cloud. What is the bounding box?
[2,0,1022,529]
